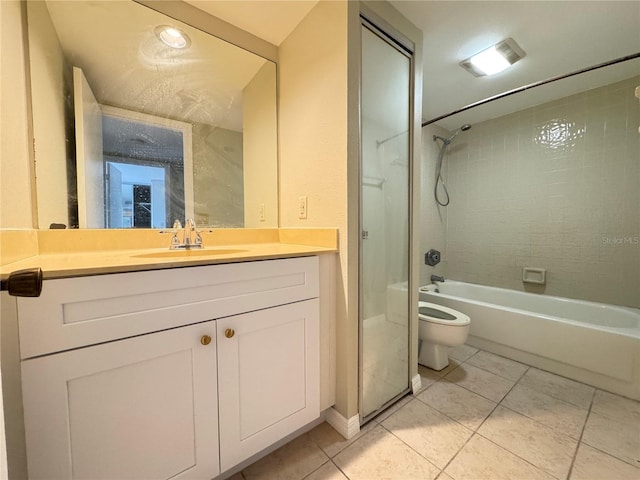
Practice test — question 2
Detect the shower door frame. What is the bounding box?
[358,9,417,424]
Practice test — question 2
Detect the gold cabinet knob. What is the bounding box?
[224,328,235,338]
[200,335,212,346]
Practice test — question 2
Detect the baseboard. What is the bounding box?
[325,407,360,440]
[411,373,422,394]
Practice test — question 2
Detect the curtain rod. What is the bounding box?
[422,52,640,128]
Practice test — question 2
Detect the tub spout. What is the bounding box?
[431,275,445,283]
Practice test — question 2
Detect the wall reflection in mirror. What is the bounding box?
[422,58,640,309]
[27,0,278,229]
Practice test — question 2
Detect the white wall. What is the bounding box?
[439,75,640,308]
[0,0,34,228]
[279,0,358,418]
[280,0,423,421]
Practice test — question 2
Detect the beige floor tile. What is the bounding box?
[466,351,528,381]
[307,421,376,459]
[444,363,515,402]
[418,365,442,389]
[444,435,555,480]
[381,398,473,468]
[225,473,244,480]
[242,433,329,480]
[304,461,348,480]
[448,344,479,362]
[502,383,589,439]
[417,381,496,430]
[518,368,594,409]
[478,406,577,479]
[570,443,640,480]
[333,424,439,480]
[582,410,640,467]
[421,358,463,377]
[591,389,640,425]
[436,472,456,480]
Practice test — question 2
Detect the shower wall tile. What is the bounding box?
[437,75,640,308]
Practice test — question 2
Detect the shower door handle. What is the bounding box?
[362,229,369,240]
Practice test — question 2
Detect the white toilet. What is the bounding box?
[418,301,470,370]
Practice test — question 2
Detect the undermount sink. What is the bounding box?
[134,248,248,259]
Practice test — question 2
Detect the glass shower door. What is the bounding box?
[360,20,412,419]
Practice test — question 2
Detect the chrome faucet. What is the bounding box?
[163,219,204,250]
[430,275,445,283]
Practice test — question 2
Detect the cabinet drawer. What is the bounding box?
[17,256,319,359]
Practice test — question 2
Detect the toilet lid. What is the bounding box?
[418,301,470,326]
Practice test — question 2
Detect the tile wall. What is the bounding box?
[427,75,639,308]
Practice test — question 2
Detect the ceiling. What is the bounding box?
[391,1,640,129]
[187,0,640,131]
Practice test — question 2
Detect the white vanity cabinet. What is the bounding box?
[17,256,321,480]
[21,321,220,480]
[217,299,319,472]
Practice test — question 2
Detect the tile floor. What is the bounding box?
[230,345,640,480]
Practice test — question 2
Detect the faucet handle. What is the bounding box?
[194,231,203,247]
[159,220,184,248]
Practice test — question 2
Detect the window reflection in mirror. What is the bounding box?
[27,0,277,229]
[102,108,190,229]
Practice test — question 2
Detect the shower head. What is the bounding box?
[448,124,472,142]
[433,124,472,145]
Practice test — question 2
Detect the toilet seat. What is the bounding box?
[418,301,470,326]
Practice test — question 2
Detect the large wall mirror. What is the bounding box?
[27,0,278,229]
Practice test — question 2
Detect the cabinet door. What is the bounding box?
[217,299,320,471]
[21,322,219,480]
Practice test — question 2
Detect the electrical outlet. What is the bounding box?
[259,203,265,222]
[298,196,308,219]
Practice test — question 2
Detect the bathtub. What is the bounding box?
[420,281,640,400]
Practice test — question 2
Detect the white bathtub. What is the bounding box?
[420,281,640,400]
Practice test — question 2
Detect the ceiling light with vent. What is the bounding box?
[460,38,525,77]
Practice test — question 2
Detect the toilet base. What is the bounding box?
[418,341,449,371]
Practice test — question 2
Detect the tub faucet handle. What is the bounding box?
[425,249,441,266]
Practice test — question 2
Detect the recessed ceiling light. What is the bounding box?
[460,38,526,77]
[154,25,191,49]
